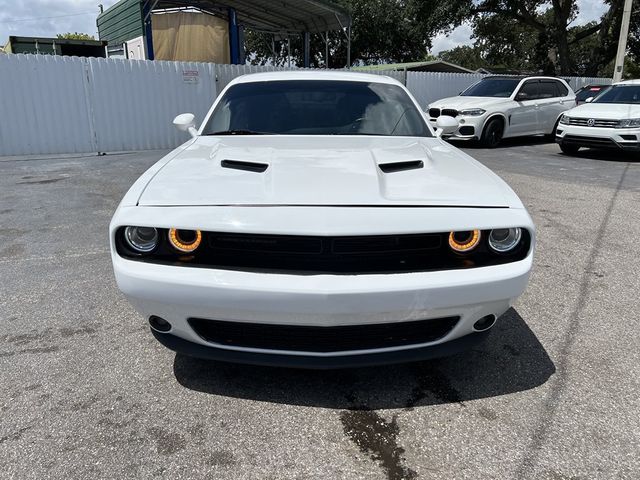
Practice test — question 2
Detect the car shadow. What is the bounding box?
[172,308,555,410]
[558,148,639,163]
[455,136,552,150]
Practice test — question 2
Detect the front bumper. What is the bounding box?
[111,205,534,367]
[113,253,532,365]
[429,116,484,140]
[556,124,640,151]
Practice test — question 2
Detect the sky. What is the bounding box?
[0,0,609,53]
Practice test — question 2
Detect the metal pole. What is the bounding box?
[303,31,310,68]
[272,35,276,65]
[346,25,351,68]
[613,0,634,83]
[325,31,329,68]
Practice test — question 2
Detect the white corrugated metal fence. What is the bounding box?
[0,54,612,156]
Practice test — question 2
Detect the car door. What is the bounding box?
[536,81,563,132]
[508,80,540,136]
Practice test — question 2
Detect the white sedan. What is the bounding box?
[556,79,640,154]
[428,76,575,147]
[110,71,535,368]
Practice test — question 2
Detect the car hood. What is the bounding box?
[137,136,517,208]
[429,96,513,111]
[564,103,640,119]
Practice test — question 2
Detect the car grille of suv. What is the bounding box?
[428,108,441,118]
[188,316,460,352]
[562,135,618,148]
[567,117,620,128]
[441,108,459,118]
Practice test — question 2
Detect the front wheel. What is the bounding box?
[479,118,504,148]
[560,143,580,155]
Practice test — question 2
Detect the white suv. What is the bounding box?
[427,76,575,147]
[556,80,640,154]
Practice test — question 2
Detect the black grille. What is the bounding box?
[459,126,475,136]
[428,108,440,118]
[562,135,618,149]
[442,108,459,118]
[116,229,532,274]
[188,316,460,352]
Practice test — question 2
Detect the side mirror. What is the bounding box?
[173,113,198,138]
[515,92,529,101]
[435,115,459,138]
[585,97,594,103]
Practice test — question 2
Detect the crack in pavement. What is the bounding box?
[515,163,631,478]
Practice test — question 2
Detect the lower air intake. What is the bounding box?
[188,316,460,353]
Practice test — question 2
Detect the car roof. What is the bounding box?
[482,75,566,82]
[614,79,640,85]
[227,70,402,87]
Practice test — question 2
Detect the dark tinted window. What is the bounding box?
[575,85,608,102]
[203,80,431,137]
[539,81,557,99]
[461,78,521,97]
[555,81,569,96]
[517,81,539,100]
[594,85,640,104]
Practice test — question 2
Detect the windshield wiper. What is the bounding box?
[203,129,270,136]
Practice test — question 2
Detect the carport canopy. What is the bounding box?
[153,0,352,34]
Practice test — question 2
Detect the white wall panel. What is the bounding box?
[0,54,613,156]
[87,58,216,152]
[0,54,95,155]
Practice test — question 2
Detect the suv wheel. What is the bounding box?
[560,143,580,155]
[480,118,504,148]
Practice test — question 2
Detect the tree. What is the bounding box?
[244,0,431,68]
[438,45,485,70]
[418,0,640,76]
[56,32,95,41]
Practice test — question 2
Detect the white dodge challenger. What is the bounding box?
[110,71,535,368]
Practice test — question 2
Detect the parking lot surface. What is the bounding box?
[1,139,639,479]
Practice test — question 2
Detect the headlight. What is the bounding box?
[617,118,640,128]
[559,115,570,125]
[459,109,486,116]
[488,228,522,253]
[168,228,202,253]
[124,226,159,253]
[448,230,481,253]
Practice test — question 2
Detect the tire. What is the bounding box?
[479,118,504,148]
[545,117,562,141]
[560,143,580,155]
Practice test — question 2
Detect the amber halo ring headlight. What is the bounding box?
[168,228,202,253]
[448,230,481,253]
[124,226,159,253]
[488,228,522,253]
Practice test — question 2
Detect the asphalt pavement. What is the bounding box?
[0,139,639,479]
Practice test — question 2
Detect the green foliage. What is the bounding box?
[56,32,95,41]
[429,0,640,76]
[244,0,431,68]
[438,46,485,71]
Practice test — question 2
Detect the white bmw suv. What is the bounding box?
[556,80,640,155]
[427,76,575,147]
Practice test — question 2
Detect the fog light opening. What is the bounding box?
[473,315,496,332]
[149,316,172,333]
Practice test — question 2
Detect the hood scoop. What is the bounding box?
[221,159,269,173]
[378,160,424,173]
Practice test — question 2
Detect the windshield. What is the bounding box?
[593,85,640,104]
[202,80,431,137]
[461,78,521,97]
